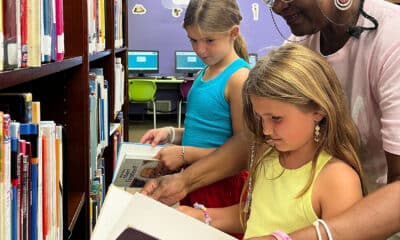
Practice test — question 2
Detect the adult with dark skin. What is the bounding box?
[141,0,400,237]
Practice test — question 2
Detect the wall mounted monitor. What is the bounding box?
[175,50,206,77]
[248,53,258,69]
[128,50,159,77]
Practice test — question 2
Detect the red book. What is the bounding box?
[41,135,48,240]
[20,0,28,67]
[55,0,64,61]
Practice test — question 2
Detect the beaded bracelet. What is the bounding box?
[181,146,186,165]
[271,230,292,240]
[193,202,211,225]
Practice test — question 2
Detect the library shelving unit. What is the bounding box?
[0,0,128,239]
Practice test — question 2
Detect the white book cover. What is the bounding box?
[112,142,164,188]
[91,185,236,240]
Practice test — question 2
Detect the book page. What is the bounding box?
[92,185,237,240]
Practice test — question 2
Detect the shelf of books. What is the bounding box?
[0,0,128,239]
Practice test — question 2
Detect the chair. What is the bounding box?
[128,79,157,129]
[177,79,194,128]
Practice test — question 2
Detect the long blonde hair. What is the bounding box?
[183,0,249,61]
[240,43,366,226]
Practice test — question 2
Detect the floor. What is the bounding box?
[128,114,182,142]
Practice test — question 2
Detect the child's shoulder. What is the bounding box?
[319,158,361,185]
[313,157,363,218]
[315,158,362,201]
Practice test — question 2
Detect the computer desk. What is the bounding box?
[128,78,186,115]
[128,77,185,90]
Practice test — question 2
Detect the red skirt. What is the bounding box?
[180,170,249,239]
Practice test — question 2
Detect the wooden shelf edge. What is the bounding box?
[67,191,86,232]
[115,47,127,54]
[0,57,83,89]
[89,50,112,62]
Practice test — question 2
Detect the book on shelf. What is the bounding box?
[41,0,52,63]
[91,184,236,240]
[0,92,32,123]
[0,0,4,71]
[27,0,41,67]
[4,0,18,70]
[112,142,164,188]
[55,0,64,61]
[0,113,12,240]
[20,0,28,68]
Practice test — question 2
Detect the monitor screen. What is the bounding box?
[248,53,258,68]
[175,51,206,77]
[128,50,159,76]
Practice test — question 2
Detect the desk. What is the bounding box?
[128,78,184,84]
[128,78,185,116]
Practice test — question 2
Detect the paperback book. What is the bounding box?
[112,142,164,188]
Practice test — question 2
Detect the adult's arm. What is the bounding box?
[246,181,400,240]
[386,151,400,182]
[141,132,249,205]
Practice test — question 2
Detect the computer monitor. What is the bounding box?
[175,50,206,77]
[248,53,258,68]
[128,50,159,77]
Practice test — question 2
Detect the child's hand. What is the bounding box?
[140,127,171,146]
[154,146,186,171]
[176,205,205,223]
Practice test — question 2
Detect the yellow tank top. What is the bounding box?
[244,150,332,239]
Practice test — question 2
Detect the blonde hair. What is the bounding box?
[183,0,249,61]
[240,43,366,226]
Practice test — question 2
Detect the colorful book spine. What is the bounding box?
[55,0,64,61]
[0,0,4,71]
[2,114,11,240]
[27,0,41,67]
[4,0,18,70]
[20,123,38,240]
[20,0,28,67]
[10,121,20,240]
[41,134,48,240]
[0,112,4,239]
[55,125,63,239]
[19,139,27,240]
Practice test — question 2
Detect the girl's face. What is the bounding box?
[185,25,236,67]
[271,0,331,36]
[250,96,322,153]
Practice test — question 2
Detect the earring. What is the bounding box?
[334,0,353,11]
[314,123,321,143]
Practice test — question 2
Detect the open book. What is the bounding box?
[91,184,237,240]
[112,142,164,187]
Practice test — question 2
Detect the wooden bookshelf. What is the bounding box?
[0,0,128,239]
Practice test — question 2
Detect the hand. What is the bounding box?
[140,127,171,146]
[154,146,186,171]
[140,172,189,206]
[176,205,205,222]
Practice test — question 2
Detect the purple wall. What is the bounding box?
[128,0,291,76]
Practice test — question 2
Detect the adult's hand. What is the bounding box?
[140,172,189,206]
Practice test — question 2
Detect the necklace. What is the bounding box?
[244,144,255,214]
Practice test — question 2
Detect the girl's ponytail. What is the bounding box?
[234,34,249,62]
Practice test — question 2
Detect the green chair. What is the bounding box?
[128,79,157,129]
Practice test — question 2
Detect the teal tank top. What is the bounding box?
[182,58,250,147]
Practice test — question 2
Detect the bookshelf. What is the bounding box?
[0,0,128,239]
